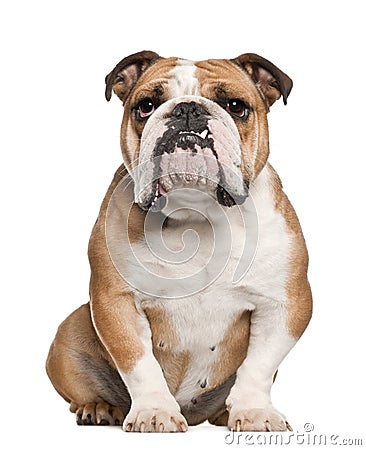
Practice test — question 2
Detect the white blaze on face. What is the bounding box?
[168,59,200,97]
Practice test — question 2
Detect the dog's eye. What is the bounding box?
[226,99,250,119]
[137,98,155,118]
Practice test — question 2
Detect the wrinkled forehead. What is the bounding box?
[128,57,260,106]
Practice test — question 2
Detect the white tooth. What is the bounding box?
[199,130,207,139]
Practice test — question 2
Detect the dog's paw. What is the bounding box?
[74,402,124,426]
[227,406,291,432]
[123,407,188,432]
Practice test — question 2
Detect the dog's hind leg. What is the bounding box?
[46,303,131,425]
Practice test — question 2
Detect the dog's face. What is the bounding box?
[105,51,292,212]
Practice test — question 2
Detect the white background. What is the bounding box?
[1,1,365,449]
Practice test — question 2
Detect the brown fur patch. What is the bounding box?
[286,263,312,338]
[143,304,189,394]
[267,164,313,338]
[46,303,112,406]
[208,311,251,388]
[90,297,145,374]
[119,58,178,171]
[195,60,270,182]
[87,165,149,373]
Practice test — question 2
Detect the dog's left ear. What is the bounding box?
[232,53,293,107]
[105,50,161,102]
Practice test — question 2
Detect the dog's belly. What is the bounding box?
[142,291,252,407]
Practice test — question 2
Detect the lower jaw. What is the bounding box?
[147,178,217,212]
[139,181,243,213]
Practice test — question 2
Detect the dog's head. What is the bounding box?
[105,51,292,212]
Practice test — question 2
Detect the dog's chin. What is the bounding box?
[137,175,248,214]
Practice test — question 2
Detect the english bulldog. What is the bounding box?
[46,51,312,432]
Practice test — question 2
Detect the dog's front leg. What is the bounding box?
[90,294,187,432]
[226,300,300,432]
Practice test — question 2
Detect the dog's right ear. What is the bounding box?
[105,51,160,102]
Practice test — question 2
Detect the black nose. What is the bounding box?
[170,102,207,131]
[172,102,206,118]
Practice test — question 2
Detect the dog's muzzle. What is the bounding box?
[133,98,249,211]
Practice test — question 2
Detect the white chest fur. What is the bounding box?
[128,166,290,303]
